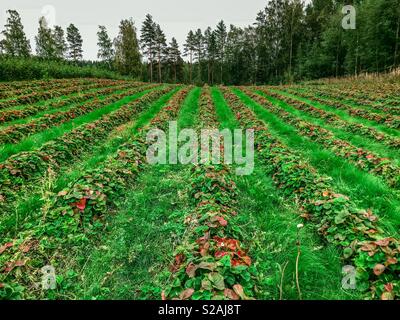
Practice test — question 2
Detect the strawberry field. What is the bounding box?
[0,78,399,301]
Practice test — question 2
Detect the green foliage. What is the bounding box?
[35,17,57,59]
[97,26,114,65]
[0,10,31,57]
[114,19,141,77]
[66,24,83,61]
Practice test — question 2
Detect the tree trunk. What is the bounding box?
[355,32,359,76]
[189,51,193,84]
[207,61,210,84]
[395,15,400,66]
[289,6,295,82]
[198,49,202,83]
[220,59,223,84]
[211,61,214,85]
[335,35,341,78]
[158,49,161,83]
[174,61,177,83]
[149,47,153,83]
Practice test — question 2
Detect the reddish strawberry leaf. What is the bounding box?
[0,242,13,255]
[224,288,240,300]
[373,264,385,276]
[179,288,194,300]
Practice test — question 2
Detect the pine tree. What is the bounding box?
[97,25,114,66]
[193,28,204,82]
[114,18,142,76]
[66,24,83,61]
[0,10,31,57]
[154,24,167,83]
[285,0,304,81]
[215,20,227,84]
[35,17,56,59]
[53,26,67,59]
[167,37,182,83]
[204,27,217,84]
[184,30,196,83]
[140,14,157,82]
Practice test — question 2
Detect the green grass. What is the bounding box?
[211,87,238,129]
[177,87,201,129]
[233,88,400,233]
[0,87,161,162]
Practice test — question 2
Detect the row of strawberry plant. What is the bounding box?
[164,165,256,300]
[258,88,400,149]
[295,85,400,114]
[239,88,400,189]
[0,86,174,208]
[222,87,400,300]
[0,79,130,109]
[163,88,256,300]
[0,82,144,125]
[198,85,218,127]
[0,84,160,144]
[282,88,400,128]
[0,78,108,99]
[307,84,400,109]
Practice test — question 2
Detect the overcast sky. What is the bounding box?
[1,0,311,61]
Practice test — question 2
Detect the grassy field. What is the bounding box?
[0,78,399,300]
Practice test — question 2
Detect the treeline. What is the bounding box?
[1,0,399,84]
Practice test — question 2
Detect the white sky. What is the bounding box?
[1,0,311,61]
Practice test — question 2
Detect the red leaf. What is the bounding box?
[386,257,397,266]
[214,237,239,251]
[0,242,13,255]
[215,251,232,259]
[75,198,87,212]
[58,190,68,197]
[179,288,194,300]
[19,242,32,253]
[14,260,27,267]
[215,216,228,227]
[3,259,27,273]
[374,238,391,247]
[224,288,240,300]
[384,283,394,293]
[232,259,243,267]
[373,264,385,276]
[233,284,245,299]
[170,254,185,272]
[199,242,210,257]
[241,256,252,266]
[186,263,197,278]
